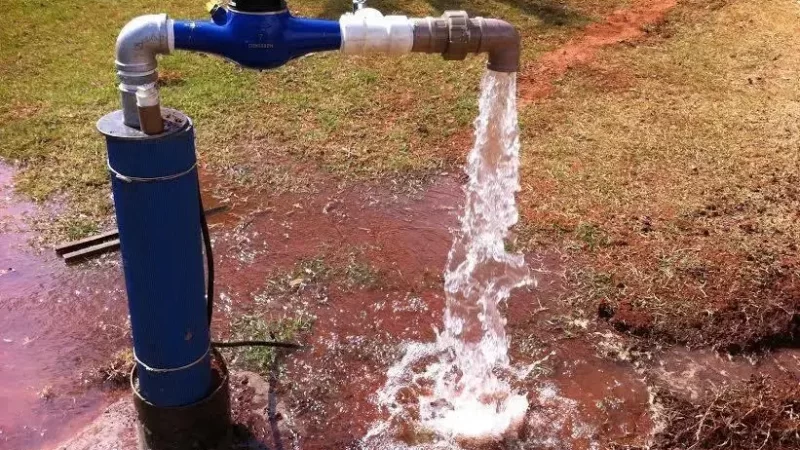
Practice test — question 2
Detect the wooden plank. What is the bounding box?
[55,229,119,256]
[63,239,121,264]
[55,205,229,258]
[203,204,229,217]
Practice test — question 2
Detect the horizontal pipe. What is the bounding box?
[411,12,521,73]
[172,12,341,70]
[115,11,341,125]
[339,10,521,73]
[114,8,520,124]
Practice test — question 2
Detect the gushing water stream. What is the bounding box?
[364,71,532,448]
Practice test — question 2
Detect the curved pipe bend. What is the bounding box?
[115,14,174,127]
[476,18,521,73]
[116,14,173,74]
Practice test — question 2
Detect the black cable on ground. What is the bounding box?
[197,185,302,351]
[212,340,302,349]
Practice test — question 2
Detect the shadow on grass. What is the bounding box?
[319,0,588,27]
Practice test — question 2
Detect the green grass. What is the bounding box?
[264,248,383,294]
[518,0,800,349]
[228,313,314,373]
[0,0,625,240]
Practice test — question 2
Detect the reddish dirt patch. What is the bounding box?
[6,160,796,450]
[579,229,800,352]
[205,172,659,448]
[519,0,677,102]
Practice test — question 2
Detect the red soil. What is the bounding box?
[519,0,678,102]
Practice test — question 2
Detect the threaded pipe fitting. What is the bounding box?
[411,11,520,73]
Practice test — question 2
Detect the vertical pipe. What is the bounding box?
[98,109,210,407]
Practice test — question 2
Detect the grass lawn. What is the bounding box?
[517,0,800,352]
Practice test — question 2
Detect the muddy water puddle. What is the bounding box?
[203,173,660,449]
[653,346,800,401]
[0,163,128,450]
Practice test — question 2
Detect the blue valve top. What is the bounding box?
[173,8,342,70]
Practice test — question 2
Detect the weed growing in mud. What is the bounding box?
[344,254,381,289]
[99,349,134,385]
[82,348,134,387]
[295,257,334,285]
[228,314,314,373]
[255,257,333,308]
[263,250,383,297]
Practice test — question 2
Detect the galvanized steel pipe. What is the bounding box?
[115,14,173,128]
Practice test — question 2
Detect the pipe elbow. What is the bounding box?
[116,14,174,75]
[115,14,173,128]
[477,19,520,73]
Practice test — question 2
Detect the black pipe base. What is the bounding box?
[130,349,232,450]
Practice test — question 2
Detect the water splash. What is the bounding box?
[363,71,532,448]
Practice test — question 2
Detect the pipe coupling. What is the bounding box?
[340,8,414,56]
[441,11,470,61]
[411,11,521,73]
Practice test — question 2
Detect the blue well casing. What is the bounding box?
[98,7,341,408]
[173,9,342,70]
[98,109,210,408]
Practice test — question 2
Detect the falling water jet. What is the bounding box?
[363,69,531,449]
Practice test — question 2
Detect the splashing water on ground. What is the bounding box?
[363,71,533,449]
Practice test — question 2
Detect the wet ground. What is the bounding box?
[0,163,128,450]
[3,155,800,450]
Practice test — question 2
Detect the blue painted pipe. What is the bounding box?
[173,10,341,70]
[98,110,210,407]
[104,8,342,409]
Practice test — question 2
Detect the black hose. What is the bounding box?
[197,184,302,350]
[199,189,215,326]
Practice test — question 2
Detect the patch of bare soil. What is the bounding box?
[519,0,678,102]
[201,153,663,449]
[203,166,461,448]
[570,155,800,354]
